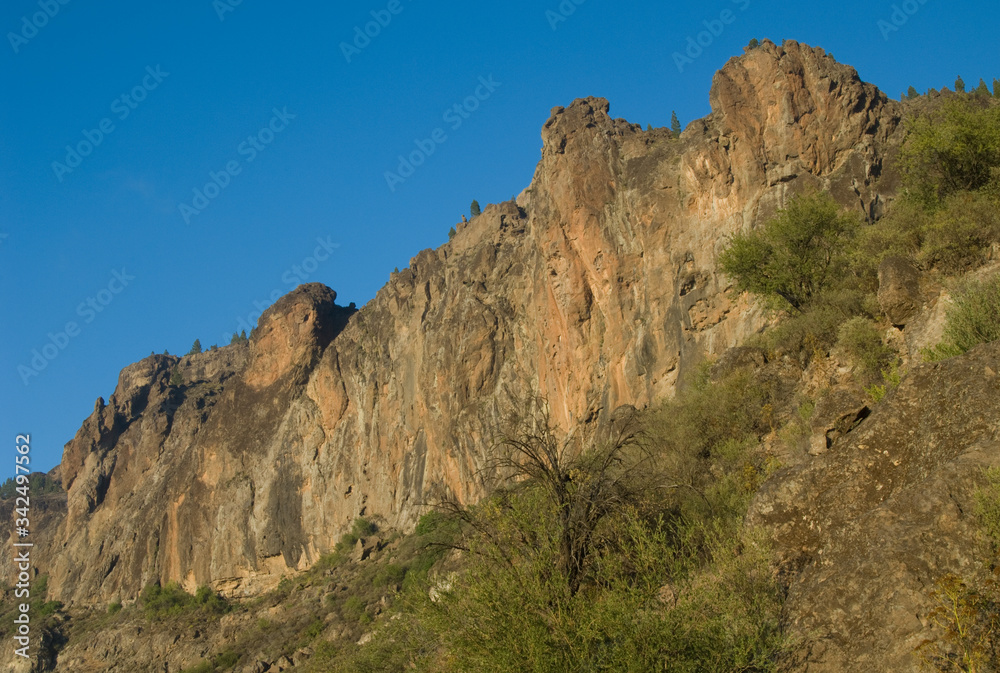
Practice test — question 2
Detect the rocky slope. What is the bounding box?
[747,337,1000,672]
[13,40,909,619]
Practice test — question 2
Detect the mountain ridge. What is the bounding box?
[14,39,907,608]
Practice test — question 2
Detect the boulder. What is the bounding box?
[878,256,921,326]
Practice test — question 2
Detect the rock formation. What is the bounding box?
[752,342,1000,672]
[16,41,908,613]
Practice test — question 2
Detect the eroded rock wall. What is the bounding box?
[33,40,906,605]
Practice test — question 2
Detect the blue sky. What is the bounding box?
[1,0,998,482]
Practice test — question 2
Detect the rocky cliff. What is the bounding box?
[19,40,906,609]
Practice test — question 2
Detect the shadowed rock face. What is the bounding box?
[28,40,907,605]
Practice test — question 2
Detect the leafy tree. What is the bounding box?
[907,85,919,100]
[240,330,247,342]
[900,98,1000,204]
[452,395,654,597]
[448,226,457,240]
[470,200,481,217]
[646,123,652,131]
[747,37,759,49]
[719,193,858,312]
[975,78,992,97]
[671,110,682,137]
[188,339,202,355]
[230,333,240,345]
[169,368,183,386]
[994,78,1000,97]
[955,75,966,93]
[422,376,788,672]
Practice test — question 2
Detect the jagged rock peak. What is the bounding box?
[542,96,641,154]
[707,39,898,177]
[246,283,353,389]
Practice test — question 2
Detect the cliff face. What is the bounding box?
[29,40,904,606]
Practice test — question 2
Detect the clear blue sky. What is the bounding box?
[2,0,998,482]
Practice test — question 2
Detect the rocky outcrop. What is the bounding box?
[752,342,1000,672]
[32,40,907,606]
[879,256,923,326]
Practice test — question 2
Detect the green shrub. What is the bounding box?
[215,650,239,668]
[837,317,897,384]
[919,191,1000,273]
[141,582,191,617]
[335,517,378,555]
[914,574,996,672]
[352,518,377,537]
[304,616,325,640]
[342,596,366,622]
[916,437,1000,669]
[193,584,229,613]
[374,564,407,588]
[900,97,1000,206]
[313,616,437,672]
[424,502,785,673]
[141,582,228,620]
[37,600,63,618]
[974,467,1000,555]
[415,511,446,537]
[107,601,122,616]
[926,274,1000,360]
[719,193,860,312]
[647,367,776,466]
